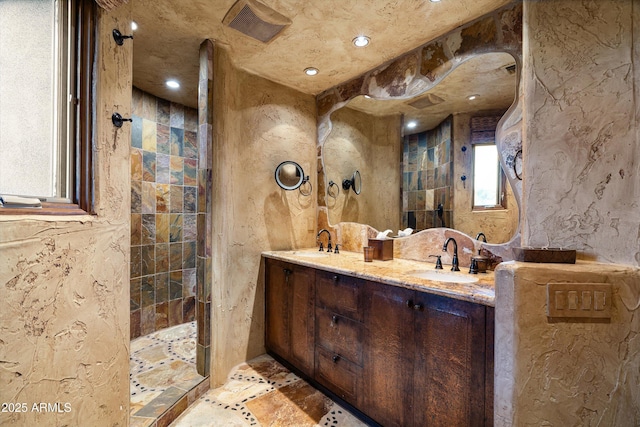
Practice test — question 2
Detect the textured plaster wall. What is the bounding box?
[495,261,640,426]
[453,112,518,244]
[523,0,640,265]
[0,5,132,427]
[323,107,401,232]
[210,48,317,386]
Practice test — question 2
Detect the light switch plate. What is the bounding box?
[547,283,612,319]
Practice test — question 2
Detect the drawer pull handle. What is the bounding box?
[332,355,340,363]
[413,303,424,311]
[331,315,339,324]
[406,299,413,309]
[332,275,339,282]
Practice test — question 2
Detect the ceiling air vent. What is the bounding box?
[408,93,445,109]
[223,0,291,44]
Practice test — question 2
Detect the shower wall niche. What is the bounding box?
[130,87,198,339]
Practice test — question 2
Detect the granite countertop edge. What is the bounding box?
[262,249,495,307]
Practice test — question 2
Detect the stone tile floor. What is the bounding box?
[130,321,209,427]
[170,354,369,427]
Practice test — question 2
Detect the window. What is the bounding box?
[0,0,95,214]
[472,143,506,210]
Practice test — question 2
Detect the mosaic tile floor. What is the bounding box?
[169,354,369,427]
[130,321,209,427]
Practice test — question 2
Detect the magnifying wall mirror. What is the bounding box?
[275,161,311,195]
[342,170,361,195]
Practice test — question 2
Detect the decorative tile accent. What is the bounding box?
[183,214,197,242]
[131,148,143,180]
[171,128,184,157]
[131,180,142,213]
[141,182,156,214]
[142,151,156,182]
[170,270,183,300]
[170,244,183,272]
[157,154,171,184]
[170,214,183,243]
[170,102,184,128]
[142,119,157,152]
[155,244,169,274]
[141,245,156,277]
[157,124,171,155]
[184,158,197,185]
[157,98,171,126]
[184,130,198,159]
[184,187,197,213]
[183,241,196,269]
[156,214,170,244]
[156,183,170,213]
[170,156,184,184]
[170,185,184,213]
[131,213,142,246]
[141,214,156,245]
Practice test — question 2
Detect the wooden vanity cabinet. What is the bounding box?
[363,280,490,427]
[313,271,365,407]
[265,259,315,377]
[264,257,494,427]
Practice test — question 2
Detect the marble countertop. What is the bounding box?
[262,249,495,307]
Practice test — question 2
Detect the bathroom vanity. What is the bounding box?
[263,249,495,427]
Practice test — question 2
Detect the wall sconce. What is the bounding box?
[112,29,133,46]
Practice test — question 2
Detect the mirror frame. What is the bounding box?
[315,3,523,259]
[342,170,362,195]
[275,160,308,191]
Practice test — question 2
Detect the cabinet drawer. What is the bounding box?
[315,346,361,406]
[316,308,363,366]
[315,271,363,321]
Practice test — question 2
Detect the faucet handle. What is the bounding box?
[429,255,443,269]
[318,243,324,251]
[334,244,340,254]
[469,258,478,274]
[327,242,333,253]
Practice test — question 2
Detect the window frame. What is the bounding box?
[0,0,95,216]
[471,142,507,211]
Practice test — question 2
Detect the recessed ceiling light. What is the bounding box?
[131,21,138,31]
[166,80,180,89]
[352,36,370,47]
[304,67,319,76]
[430,0,442,2]
[407,121,417,129]
[363,95,372,99]
[468,94,479,100]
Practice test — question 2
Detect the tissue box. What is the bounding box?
[367,238,393,261]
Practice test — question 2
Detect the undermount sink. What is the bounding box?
[407,269,479,284]
[291,251,329,258]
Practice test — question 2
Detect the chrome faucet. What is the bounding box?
[442,237,460,271]
[317,229,332,252]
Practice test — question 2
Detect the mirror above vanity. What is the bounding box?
[316,3,524,259]
[323,52,518,243]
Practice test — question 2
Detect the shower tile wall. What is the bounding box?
[402,116,453,231]
[130,87,198,339]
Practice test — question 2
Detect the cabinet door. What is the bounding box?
[413,293,487,427]
[362,281,415,427]
[289,263,315,376]
[265,259,290,359]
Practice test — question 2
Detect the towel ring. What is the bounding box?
[327,180,339,199]
[299,180,312,197]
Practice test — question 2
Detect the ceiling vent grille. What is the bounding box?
[408,94,446,109]
[223,0,291,44]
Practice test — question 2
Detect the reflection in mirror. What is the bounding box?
[342,170,362,195]
[323,52,519,243]
[275,161,310,195]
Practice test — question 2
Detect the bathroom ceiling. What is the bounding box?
[131,0,513,108]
